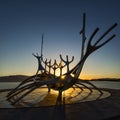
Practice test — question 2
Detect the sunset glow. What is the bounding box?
[0,0,120,79]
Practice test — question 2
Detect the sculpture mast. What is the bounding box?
[32,34,45,81]
[80,13,86,60]
[41,33,44,60]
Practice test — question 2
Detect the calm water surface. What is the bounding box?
[0,81,120,90]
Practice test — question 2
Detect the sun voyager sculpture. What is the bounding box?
[7,13,117,106]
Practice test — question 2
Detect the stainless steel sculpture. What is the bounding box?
[7,13,117,105]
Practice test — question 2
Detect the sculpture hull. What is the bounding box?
[49,75,75,91]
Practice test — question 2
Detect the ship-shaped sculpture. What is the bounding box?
[7,13,117,105]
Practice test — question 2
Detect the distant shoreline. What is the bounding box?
[0,75,120,82]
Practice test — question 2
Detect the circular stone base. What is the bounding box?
[0,87,110,108]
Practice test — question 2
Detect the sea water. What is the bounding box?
[0,81,120,90]
[90,81,120,90]
[0,82,20,89]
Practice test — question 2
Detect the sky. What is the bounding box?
[0,0,120,79]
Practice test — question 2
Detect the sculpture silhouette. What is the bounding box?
[32,53,44,81]
[60,54,74,73]
[7,13,117,105]
[51,59,59,77]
